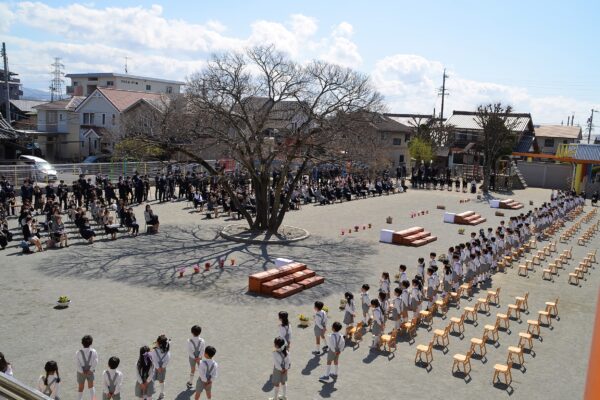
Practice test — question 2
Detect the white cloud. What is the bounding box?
[4,2,596,129]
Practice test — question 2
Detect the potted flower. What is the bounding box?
[178,267,186,277]
[298,314,310,327]
[339,299,347,310]
[230,259,235,266]
[193,265,200,274]
[386,216,393,224]
[204,262,211,271]
[322,305,330,314]
[56,296,70,308]
[354,225,359,232]
[458,228,465,235]
[368,223,372,229]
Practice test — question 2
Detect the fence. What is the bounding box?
[517,162,573,190]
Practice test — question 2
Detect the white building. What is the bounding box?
[65,73,184,97]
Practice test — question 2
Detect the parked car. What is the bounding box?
[82,155,113,163]
[18,155,58,181]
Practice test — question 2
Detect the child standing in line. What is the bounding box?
[102,356,123,400]
[135,346,155,400]
[410,278,423,318]
[150,335,171,400]
[319,322,345,381]
[313,301,328,355]
[342,292,355,337]
[187,325,206,390]
[370,299,384,351]
[379,272,391,297]
[398,265,408,286]
[429,252,437,269]
[75,334,98,400]
[443,264,453,296]
[416,258,425,278]
[195,346,218,400]
[270,338,290,400]
[38,361,61,399]
[425,267,435,310]
[378,291,389,323]
[360,284,370,325]
[278,311,292,350]
[400,281,410,322]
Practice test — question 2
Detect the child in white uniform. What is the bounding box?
[380,272,391,297]
[76,335,98,400]
[278,311,292,350]
[135,346,155,400]
[195,346,218,400]
[320,322,345,381]
[102,357,123,400]
[313,301,328,354]
[187,325,206,390]
[360,284,370,324]
[270,338,290,400]
[38,361,61,399]
[150,335,171,400]
[370,299,384,351]
[342,292,355,335]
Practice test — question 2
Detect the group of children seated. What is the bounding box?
[0,327,218,400]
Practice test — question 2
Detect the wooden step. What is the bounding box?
[411,235,437,247]
[456,211,475,218]
[298,275,325,289]
[272,283,304,299]
[261,275,296,295]
[291,269,316,283]
[248,268,288,293]
[395,227,424,237]
[404,231,431,241]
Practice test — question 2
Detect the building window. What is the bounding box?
[83,113,95,125]
[380,132,386,141]
[94,140,97,149]
[81,141,84,148]
[88,77,98,81]
[112,114,116,125]
[166,86,173,94]
[563,140,569,144]
[392,138,402,146]
[59,113,63,121]
[73,81,78,86]
[102,114,106,125]
[544,138,555,147]
[405,134,411,142]
[146,84,151,91]
[399,155,405,163]
[106,81,114,86]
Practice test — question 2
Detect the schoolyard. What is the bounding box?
[0,187,597,400]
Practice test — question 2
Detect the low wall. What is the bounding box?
[517,162,572,190]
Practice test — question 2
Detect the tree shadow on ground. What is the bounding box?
[40,225,376,306]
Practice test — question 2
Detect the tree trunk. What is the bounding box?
[482,162,491,194]
[252,176,270,231]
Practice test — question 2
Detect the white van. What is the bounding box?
[19,155,58,182]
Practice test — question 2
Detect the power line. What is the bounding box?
[49,57,65,102]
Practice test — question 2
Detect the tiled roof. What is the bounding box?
[534,125,582,139]
[10,99,46,113]
[34,96,86,111]
[96,88,167,112]
[446,111,532,133]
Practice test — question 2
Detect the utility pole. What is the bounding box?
[438,68,449,122]
[50,57,65,102]
[587,109,598,144]
[2,42,10,123]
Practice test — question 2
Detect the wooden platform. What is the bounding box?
[499,199,524,210]
[455,211,487,226]
[388,226,437,247]
[248,262,324,298]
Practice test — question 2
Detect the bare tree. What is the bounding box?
[474,103,520,194]
[120,46,384,234]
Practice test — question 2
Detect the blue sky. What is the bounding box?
[1,0,599,130]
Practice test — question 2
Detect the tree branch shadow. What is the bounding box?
[39,225,376,305]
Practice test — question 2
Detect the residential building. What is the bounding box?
[65,73,184,97]
[445,110,536,167]
[534,124,582,154]
[365,113,412,169]
[33,97,85,161]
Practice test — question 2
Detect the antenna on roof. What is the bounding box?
[124,56,129,74]
[571,112,575,126]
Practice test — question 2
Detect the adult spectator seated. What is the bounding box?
[124,207,139,236]
[193,190,204,210]
[79,217,96,244]
[22,216,43,252]
[144,204,160,233]
[49,215,68,248]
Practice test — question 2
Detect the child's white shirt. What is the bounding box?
[314,310,327,329]
[102,369,123,395]
[75,347,98,373]
[188,336,206,360]
[136,363,155,384]
[272,350,291,371]
[198,359,218,383]
[37,374,60,399]
[150,348,171,369]
[279,324,292,344]
[327,332,346,353]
